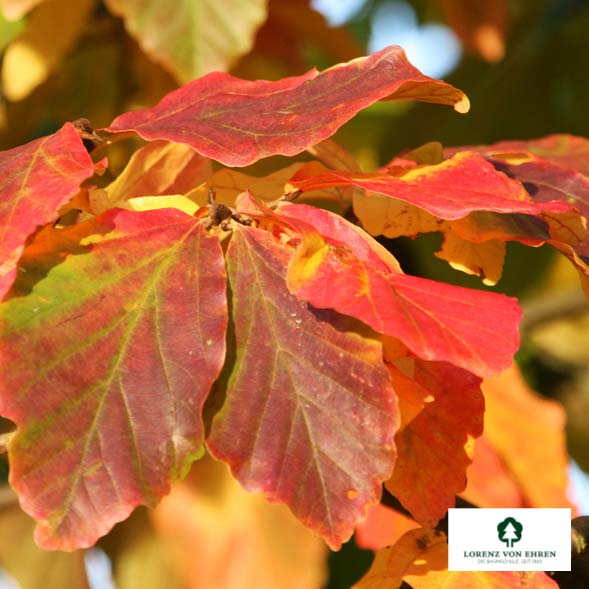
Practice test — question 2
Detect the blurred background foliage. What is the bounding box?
[1,0,589,587]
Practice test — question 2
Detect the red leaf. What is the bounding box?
[105,46,469,167]
[0,208,227,549]
[206,224,399,549]
[0,123,94,300]
[446,138,589,268]
[385,361,484,526]
[279,203,521,378]
[486,159,589,259]
[454,134,589,176]
[291,152,574,220]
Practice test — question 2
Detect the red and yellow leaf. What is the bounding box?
[207,223,399,549]
[457,134,589,176]
[445,138,589,274]
[0,123,94,301]
[292,148,586,283]
[385,362,484,526]
[0,208,227,549]
[106,46,469,167]
[278,203,521,378]
[487,159,589,260]
[292,152,573,220]
[103,0,267,83]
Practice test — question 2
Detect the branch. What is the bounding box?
[520,288,587,336]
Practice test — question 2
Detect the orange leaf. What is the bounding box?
[355,528,558,588]
[386,361,434,430]
[151,455,327,589]
[355,503,420,551]
[481,364,573,509]
[462,435,526,508]
[437,0,509,62]
[386,362,484,526]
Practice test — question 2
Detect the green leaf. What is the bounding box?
[103,0,267,82]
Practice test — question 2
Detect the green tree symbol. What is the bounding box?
[497,517,523,548]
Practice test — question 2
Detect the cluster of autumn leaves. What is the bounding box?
[0,46,587,588]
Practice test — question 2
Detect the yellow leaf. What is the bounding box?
[287,231,331,291]
[2,0,93,101]
[353,193,441,238]
[0,499,89,589]
[122,195,199,216]
[353,528,447,589]
[307,138,363,172]
[188,164,303,207]
[401,141,445,166]
[100,509,182,589]
[355,527,558,588]
[435,229,506,285]
[0,0,44,20]
[105,140,213,207]
[544,209,588,245]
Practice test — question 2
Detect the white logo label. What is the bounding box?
[448,508,571,571]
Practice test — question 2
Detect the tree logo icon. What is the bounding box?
[497,517,523,547]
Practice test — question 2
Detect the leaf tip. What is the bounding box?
[454,94,470,114]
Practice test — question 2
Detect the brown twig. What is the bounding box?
[520,289,588,335]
